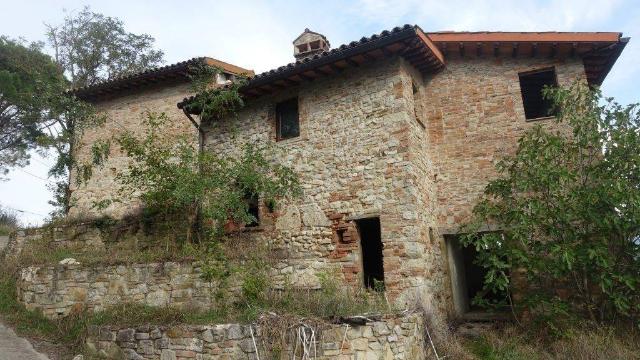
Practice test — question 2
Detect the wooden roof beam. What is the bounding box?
[362,52,377,62]
[297,72,315,82]
[282,78,299,86]
[345,57,360,67]
[313,67,331,76]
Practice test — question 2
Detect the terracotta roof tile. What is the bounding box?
[70,57,253,101]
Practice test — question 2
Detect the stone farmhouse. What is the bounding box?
[69,25,628,318]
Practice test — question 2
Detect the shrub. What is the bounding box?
[463,81,640,326]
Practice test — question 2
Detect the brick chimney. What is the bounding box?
[293,28,330,61]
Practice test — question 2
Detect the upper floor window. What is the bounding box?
[518,67,558,120]
[276,98,300,141]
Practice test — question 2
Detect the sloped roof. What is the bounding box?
[179,24,444,107]
[193,26,626,104]
[427,31,628,85]
[72,26,628,104]
[70,57,254,101]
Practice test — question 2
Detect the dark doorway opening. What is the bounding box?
[446,234,508,315]
[460,243,505,311]
[357,218,384,291]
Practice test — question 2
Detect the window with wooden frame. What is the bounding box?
[276,98,300,141]
[518,67,558,120]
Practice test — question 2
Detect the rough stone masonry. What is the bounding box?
[64,26,626,321]
[85,314,425,360]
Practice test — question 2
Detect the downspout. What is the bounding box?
[183,108,205,152]
[182,108,205,240]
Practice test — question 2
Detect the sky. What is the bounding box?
[1,0,639,225]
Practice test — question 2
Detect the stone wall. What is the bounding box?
[422,57,586,231]
[62,51,590,321]
[16,261,221,319]
[3,224,105,260]
[201,56,445,311]
[398,58,452,315]
[69,82,197,218]
[85,313,425,359]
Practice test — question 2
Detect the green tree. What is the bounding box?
[0,7,164,215]
[42,6,165,214]
[46,6,164,88]
[0,37,61,176]
[96,111,300,243]
[464,81,640,326]
[84,66,300,243]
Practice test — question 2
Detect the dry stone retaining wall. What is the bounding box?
[3,224,105,260]
[85,313,425,359]
[16,261,220,319]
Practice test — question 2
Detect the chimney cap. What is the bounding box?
[293,28,330,46]
[293,28,331,61]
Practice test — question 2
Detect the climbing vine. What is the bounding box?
[79,64,299,241]
[183,63,247,121]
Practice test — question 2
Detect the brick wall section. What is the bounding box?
[422,58,585,230]
[85,313,425,359]
[68,82,197,218]
[201,57,444,309]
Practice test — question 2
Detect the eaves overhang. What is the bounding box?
[426,31,628,86]
[240,24,444,98]
[69,57,254,102]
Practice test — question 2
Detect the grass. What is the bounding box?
[8,218,640,359]
[14,234,200,267]
[0,257,391,356]
[0,224,15,236]
[0,271,223,344]
[465,332,543,360]
[428,320,640,360]
[0,206,19,236]
[0,276,58,338]
[3,245,639,360]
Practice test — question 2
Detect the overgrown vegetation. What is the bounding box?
[74,65,302,296]
[432,324,640,360]
[463,81,640,329]
[183,62,247,121]
[91,112,299,242]
[0,65,397,357]
[0,255,389,356]
[0,7,164,215]
[0,206,19,235]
